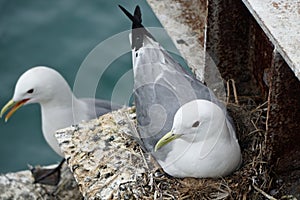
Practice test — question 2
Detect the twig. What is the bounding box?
[230,79,239,105]
[250,101,268,113]
[226,80,231,104]
[226,79,239,104]
[252,183,277,200]
[139,146,149,170]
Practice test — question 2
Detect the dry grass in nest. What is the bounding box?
[119,96,279,200]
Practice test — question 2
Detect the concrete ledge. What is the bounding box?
[0,164,82,199]
[242,0,300,79]
[55,107,160,199]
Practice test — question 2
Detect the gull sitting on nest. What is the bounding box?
[119,5,242,178]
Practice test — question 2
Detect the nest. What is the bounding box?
[116,82,291,200]
[56,81,293,199]
[118,100,273,200]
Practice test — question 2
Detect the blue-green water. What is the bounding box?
[0,0,175,173]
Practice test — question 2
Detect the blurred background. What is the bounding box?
[0,0,185,173]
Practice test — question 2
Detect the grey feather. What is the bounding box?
[81,98,122,118]
[120,6,230,155]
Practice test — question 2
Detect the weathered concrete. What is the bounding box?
[55,107,160,199]
[267,51,300,195]
[206,0,273,99]
[242,0,300,80]
[147,0,207,82]
[0,164,82,200]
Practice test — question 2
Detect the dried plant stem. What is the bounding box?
[226,79,239,104]
[252,183,277,200]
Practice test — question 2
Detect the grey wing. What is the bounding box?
[121,5,229,153]
[133,41,220,153]
[81,98,122,118]
[134,83,180,152]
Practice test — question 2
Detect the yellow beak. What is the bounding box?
[0,99,29,122]
[154,131,181,151]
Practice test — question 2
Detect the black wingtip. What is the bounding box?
[119,5,143,29]
[119,5,155,50]
[118,5,131,19]
[133,6,142,23]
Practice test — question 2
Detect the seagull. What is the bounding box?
[1,66,121,184]
[154,100,241,177]
[119,5,242,178]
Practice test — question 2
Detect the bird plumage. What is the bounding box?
[119,5,241,178]
[119,5,221,152]
[1,66,121,156]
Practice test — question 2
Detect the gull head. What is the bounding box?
[1,66,72,122]
[155,99,226,151]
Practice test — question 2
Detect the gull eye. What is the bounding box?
[27,89,34,94]
[192,121,200,127]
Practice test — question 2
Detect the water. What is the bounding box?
[0,0,176,173]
